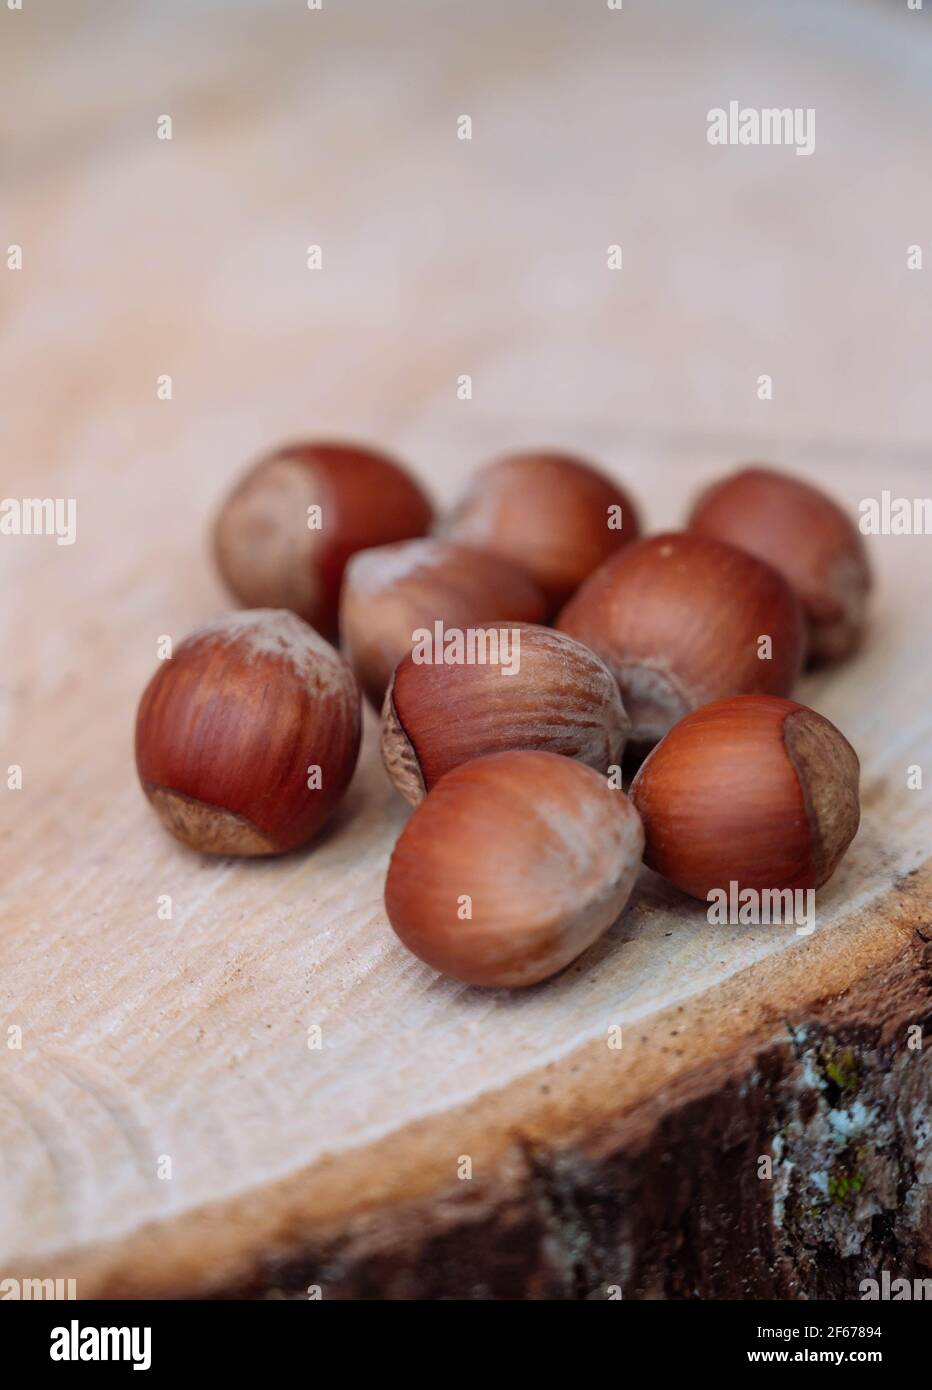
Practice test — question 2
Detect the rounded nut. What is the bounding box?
[339,538,548,707]
[214,441,433,640]
[630,694,860,900]
[381,624,630,804]
[441,450,640,609]
[688,465,870,664]
[384,750,645,987]
[557,531,806,746]
[135,609,361,855]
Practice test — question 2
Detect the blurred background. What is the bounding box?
[4,0,931,507]
[2,0,932,1298]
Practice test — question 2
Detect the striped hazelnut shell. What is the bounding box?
[688,465,870,664]
[135,609,361,855]
[629,694,860,900]
[381,624,629,804]
[557,531,806,747]
[214,441,433,641]
[441,450,640,609]
[339,538,547,707]
[385,750,645,987]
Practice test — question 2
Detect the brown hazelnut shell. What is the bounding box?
[629,694,860,900]
[556,531,807,746]
[135,610,361,855]
[441,450,640,609]
[384,750,645,987]
[339,538,548,707]
[214,441,433,641]
[381,623,630,804]
[688,465,870,664]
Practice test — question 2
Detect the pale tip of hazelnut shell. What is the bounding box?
[145,785,279,856]
[380,676,426,807]
[214,456,323,622]
[614,660,693,749]
[783,706,860,887]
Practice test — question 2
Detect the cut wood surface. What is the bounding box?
[2,437,930,1298]
[1,0,931,1298]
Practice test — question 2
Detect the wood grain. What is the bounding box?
[1,0,930,1297]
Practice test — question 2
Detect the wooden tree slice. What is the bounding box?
[2,442,929,1299]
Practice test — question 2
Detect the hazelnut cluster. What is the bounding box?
[135,446,867,988]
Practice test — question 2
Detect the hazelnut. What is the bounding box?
[135,609,361,855]
[384,750,644,987]
[688,465,871,664]
[556,532,806,746]
[440,450,640,608]
[339,538,547,707]
[214,441,433,641]
[381,624,629,804]
[630,694,860,900]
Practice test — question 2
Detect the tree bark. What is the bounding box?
[218,928,932,1300]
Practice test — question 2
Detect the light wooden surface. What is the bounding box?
[1,0,930,1295]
